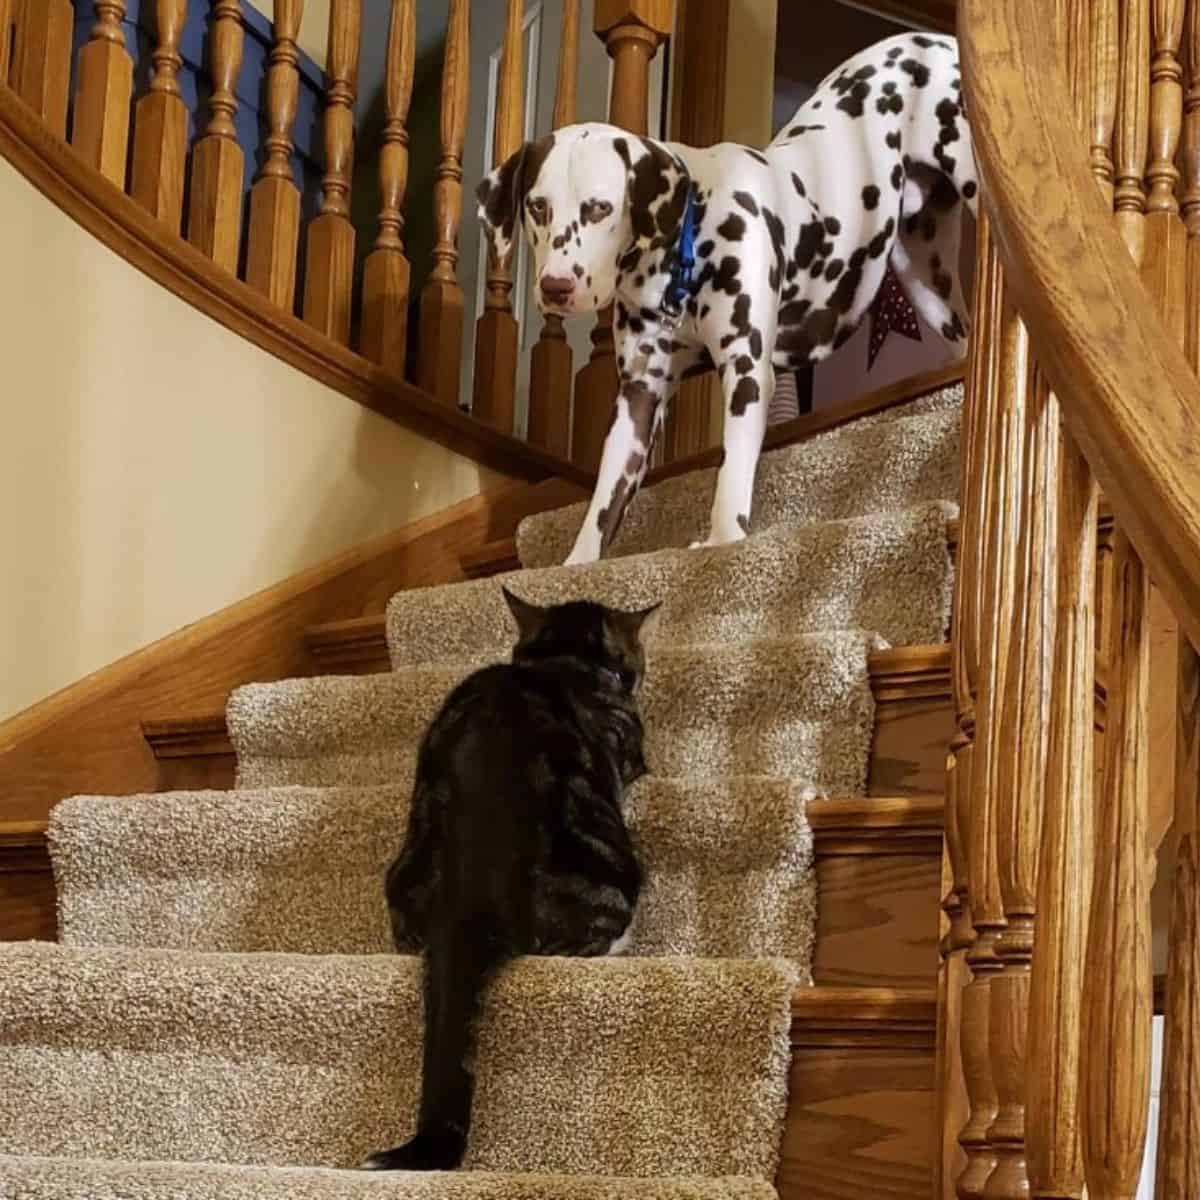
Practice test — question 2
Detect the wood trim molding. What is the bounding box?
[0,83,591,489]
[809,795,944,857]
[0,476,586,825]
[0,822,50,875]
[646,361,966,486]
[790,986,938,1049]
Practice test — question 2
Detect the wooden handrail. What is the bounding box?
[961,0,1200,653]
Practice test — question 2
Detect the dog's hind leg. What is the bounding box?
[891,196,971,353]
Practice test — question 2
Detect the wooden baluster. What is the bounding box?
[360,0,416,376]
[71,1,133,180]
[417,0,469,407]
[1180,0,1200,362]
[130,0,189,231]
[941,208,1002,1200]
[1155,637,1200,1198]
[188,0,246,274]
[959,292,1025,1199]
[1025,5,1101,1197]
[985,353,1058,1200]
[472,0,524,432]
[1142,0,1186,342]
[526,0,580,457]
[1113,0,1152,264]
[304,0,362,343]
[11,0,72,138]
[571,0,673,470]
[246,0,305,310]
[1079,529,1153,1200]
[1,0,12,85]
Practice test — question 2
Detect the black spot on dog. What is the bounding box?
[786,124,827,137]
[711,256,742,294]
[731,377,760,415]
[749,327,763,359]
[733,191,760,216]
[700,304,711,319]
[886,45,904,61]
[931,255,953,300]
[791,173,807,198]
[942,313,967,340]
[718,213,746,241]
[763,206,788,291]
[824,216,841,236]
[876,91,903,115]
[891,163,904,190]
[886,129,902,150]
[900,59,930,88]
[826,258,845,281]
[912,34,938,48]
[963,180,978,199]
[744,148,769,165]
[794,217,825,270]
[573,264,584,278]
[862,185,880,210]
[697,239,716,258]
[735,354,754,375]
[737,514,750,535]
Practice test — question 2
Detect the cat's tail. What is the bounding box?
[363,916,504,1171]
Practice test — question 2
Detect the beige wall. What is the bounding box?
[247,0,331,65]
[724,0,778,147]
[0,158,500,721]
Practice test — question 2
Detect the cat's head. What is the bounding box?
[502,588,661,694]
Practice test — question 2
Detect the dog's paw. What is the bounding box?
[359,1131,465,1172]
[688,529,747,551]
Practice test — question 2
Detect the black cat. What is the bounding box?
[362,587,659,1172]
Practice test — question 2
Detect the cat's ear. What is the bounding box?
[613,602,662,644]
[502,586,548,642]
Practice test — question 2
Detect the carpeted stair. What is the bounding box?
[1,383,961,1198]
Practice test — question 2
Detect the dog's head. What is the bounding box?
[476,123,691,316]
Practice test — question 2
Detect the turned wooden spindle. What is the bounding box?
[472,0,525,432]
[131,0,189,231]
[958,294,1025,1200]
[527,0,581,457]
[1155,636,1200,1199]
[417,0,469,407]
[1,0,12,84]
[1079,529,1153,1200]
[1179,0,1200,361]
[71,0,134,183]
[188,0,246,274]
[940,210,1002,1200]
[303,0,362,344]
[11,0,73,138]
[360,0,416,376]
[985,356,1058,1200]
[572,0,674,471]
[1113,0,1151,264]
[1025,8,1100,1198]
[1142,0,1187,342]
[1091,0,1119,201]
[246,0,305,310]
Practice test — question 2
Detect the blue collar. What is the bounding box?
[663,185,699,318]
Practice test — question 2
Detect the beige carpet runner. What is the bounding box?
[1,382,961,1198]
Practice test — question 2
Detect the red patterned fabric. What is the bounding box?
[868,264,922,368]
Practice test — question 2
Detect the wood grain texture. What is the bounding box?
[849,0,956,30]
[11,0,73,140]
[780,989,937,1200]
[0,822,54,941]
[303,0,361,344]
[1113,0,1151,264]
[472,0,524,434]
[246,0,304,309]
[1080,530,1153,1200]
[71,0,133,186]
[960,0,1200,655]
[527,0,580,459]
[0,87,589,487]
[417,0,468,408]
[0,479,604,827]
[1155,636,1200,1198]
[130,0,189,231]
[360,0,415,376]
[187,0,245,273]
[0,0,12,83]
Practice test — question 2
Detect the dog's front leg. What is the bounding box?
[564,347,676,565]
[694,357,774,550]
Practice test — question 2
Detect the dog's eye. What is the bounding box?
[527,198,548,222]
[583,199,613,223]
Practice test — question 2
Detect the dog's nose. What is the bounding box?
[540,274,576,304]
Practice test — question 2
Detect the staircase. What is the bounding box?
[0,379,962,1199]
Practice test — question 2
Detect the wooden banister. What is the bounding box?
[417,0,469,408]
[304,0,362,344]
[187,0,245,273]
[961,0,1200,656]
[472,0,525,434]
[360,0,416,377]
[71,0,133,184]
[131,0,189,232]
[246,0,304,310]
[0,0,12,85]
[527,0,581,459]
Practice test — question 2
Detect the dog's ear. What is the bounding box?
[613,135,692,251]
[476,134,554,261]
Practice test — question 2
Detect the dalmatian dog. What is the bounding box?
[477,32,977,565]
